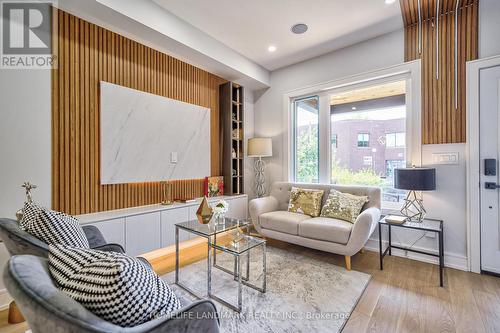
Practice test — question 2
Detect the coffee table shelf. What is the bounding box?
[174,217,266,312]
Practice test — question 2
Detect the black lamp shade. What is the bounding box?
[394,168,436,191]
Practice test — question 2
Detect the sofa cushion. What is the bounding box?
[298,217,353,244]
[320,190,369,223]
[259,211,310,235]
[288,187,324,217]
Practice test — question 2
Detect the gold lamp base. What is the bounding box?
[400,190,427,221]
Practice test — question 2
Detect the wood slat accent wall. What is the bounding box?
[52,9,225,215]
[400,0,478,144]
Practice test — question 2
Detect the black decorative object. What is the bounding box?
[394,168,436,221]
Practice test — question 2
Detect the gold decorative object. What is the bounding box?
[196,196,213,224]
[16,182,37,221]
[161,181,173,205]
[231,226,245,245]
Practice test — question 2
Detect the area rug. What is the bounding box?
[163,245,370,333]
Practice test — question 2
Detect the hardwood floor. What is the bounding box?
[1,241,499,333]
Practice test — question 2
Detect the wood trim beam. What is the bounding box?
[399,0,478,144]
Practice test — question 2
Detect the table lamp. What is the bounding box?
[394,167,436,221]
[247,138,272,197]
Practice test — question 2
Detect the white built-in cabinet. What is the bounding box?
[88,218,125,249]
[79,195,248,256]
[160,207,190,246]
[125,213,161,256]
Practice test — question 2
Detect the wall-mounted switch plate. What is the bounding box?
[170,152,178,163]
[432,152,459,165]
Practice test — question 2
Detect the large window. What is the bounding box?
[293,96,319,183]
[292,80,409,207]
[330,81,407,204]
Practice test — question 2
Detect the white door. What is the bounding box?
[479,65,500,274]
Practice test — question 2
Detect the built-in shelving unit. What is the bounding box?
[220,82,244,195]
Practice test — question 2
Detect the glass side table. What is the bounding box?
[210,234,266,312]
[378,217,444,287]
[174,217,250,299]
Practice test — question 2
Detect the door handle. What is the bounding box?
[485,182,500,189]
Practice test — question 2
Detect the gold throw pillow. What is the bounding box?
[288,187,324,217]
[320,190,369,223]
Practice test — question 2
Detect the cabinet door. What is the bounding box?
[87,218,125,249]
[226,197,248,220]
[125,213,161,256]
[161,207,190,247]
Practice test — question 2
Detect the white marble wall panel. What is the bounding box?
[100,81,210,184]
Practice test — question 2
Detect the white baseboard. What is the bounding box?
[364,238,469,271]
[0,288,12,311]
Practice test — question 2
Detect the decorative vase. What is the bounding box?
[196,196,213,224]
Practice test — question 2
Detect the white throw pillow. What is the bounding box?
[20,202,90,248]
[48,244,182,327]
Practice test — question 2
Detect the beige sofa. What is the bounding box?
[249,182,381,270]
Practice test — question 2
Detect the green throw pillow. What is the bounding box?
[288,187,324,217]
[320,189,369,223]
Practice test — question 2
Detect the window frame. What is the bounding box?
[386,132,405,148]
[357,133,370,148]
[286,62,422,211]
[331,134,338,149]
[292,95,320,183]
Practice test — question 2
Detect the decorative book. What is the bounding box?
[204,176,224,197]
[385,215,407,224]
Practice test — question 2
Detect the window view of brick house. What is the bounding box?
[293,81,407,204]
[330,105,406,202]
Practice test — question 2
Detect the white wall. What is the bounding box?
[243,90,256,199]
[479,0,500,58]
[366,144,468,269]
[0,68,52,306]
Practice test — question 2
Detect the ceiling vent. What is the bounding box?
[291,23,308,34]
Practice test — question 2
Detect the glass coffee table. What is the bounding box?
[174,217,266,312]
[210,233,266,312]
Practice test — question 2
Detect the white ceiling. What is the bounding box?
[153,0,403,71]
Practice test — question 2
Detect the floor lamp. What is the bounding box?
[248,138,272,197]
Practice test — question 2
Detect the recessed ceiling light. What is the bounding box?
[385,0,396,4]
[352,106,357,110]
[268,45,277,52]
[291,23,308,34]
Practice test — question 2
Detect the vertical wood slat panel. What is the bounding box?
[52,9,226,214]
[399,0,478,144]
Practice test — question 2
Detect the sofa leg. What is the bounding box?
[8,301,25,324]
[345,256,351,271]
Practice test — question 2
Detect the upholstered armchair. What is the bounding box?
[0,217,146,324]
[4,255,220,333]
